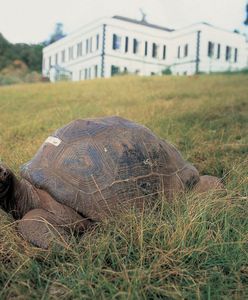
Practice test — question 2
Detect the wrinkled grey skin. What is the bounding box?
[0,163,93,248]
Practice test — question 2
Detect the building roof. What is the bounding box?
[112,15,174,32]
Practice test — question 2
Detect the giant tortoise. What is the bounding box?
[0,116,223,248]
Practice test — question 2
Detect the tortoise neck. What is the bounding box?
[11,176,40,219]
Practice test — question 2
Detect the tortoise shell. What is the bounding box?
[21,116,199,221]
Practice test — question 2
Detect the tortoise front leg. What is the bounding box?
[18,208,93,249]
[18,209,68,249]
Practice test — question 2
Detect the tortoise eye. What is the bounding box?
[185,175,199,190]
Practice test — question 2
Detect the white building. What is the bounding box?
[42,15,248,81]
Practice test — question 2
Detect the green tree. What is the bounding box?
[0,33,14,69]
[47,23,66,45]
[0,33,43,72]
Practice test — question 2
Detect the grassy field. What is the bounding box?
[0,75,247,299]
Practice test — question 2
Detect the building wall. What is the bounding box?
[42,20,104,80]
[169,30,199,75]
[103,20,171,77]
[198,25,247,73]
[42,17,248,81]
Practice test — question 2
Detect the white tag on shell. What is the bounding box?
[44,136,61,147]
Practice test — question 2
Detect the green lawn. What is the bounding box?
[0,75,248,299]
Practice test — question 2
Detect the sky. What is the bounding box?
[0,0,247,44]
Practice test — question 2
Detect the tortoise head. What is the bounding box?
[177,163,200,191]
[172,163,224,197]
[161,142,224,198]
[0,164,13,212]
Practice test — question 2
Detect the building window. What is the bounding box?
[49,56,52,68]
[133,38,139,54]
[217,44,221,59]
[113,34,121,50]
[226,46,231,61]
[152,43,158,58]
[43,58,46,69]
[111,65,120,76]
[125,37,129,52]
[123,67,128,74]
[55,53,58,65]
[86,39,89,54]
[145,41,148,56]
[77,42,82,57]
[163,45,166,60]
[61,50,65,63]
[234,48,238,62]
[69,46,74,60]
[184,44,188,57]
[84,68,88,80]
[96,34,100,50]
[90,37,93,53]
[94,65,98,78]
[208,42,214,58]
[177,46,181,58]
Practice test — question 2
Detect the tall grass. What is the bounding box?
[0,75,247,299]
